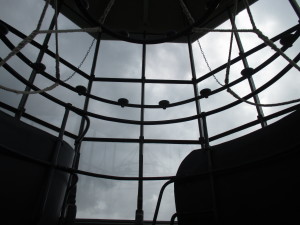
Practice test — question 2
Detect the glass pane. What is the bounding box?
[0,64,25,108]
[144,144,199,220]
[146,42,191,80]
[79,142,139,176]
[47,19,96,75]
[144,120,200,140]
[77,176,138,220]
[144,144,198,177]
[95,41,142,78]
[77,142,139,219]
[86,117,140,139]
[207,103,259,145]
[144,181,176,221]
[1,0,299,223]
[90,81,141,120]
[145,83,194,105]
[192,26,240,79]
[26,93,65,128]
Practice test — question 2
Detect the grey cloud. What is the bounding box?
[1,0,300,221]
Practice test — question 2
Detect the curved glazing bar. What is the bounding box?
[1,23,299,110]
[1,122,299,181]
[2,50,300,126]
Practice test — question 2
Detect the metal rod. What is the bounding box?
[188,35,218,223]
[64,33,102,223]
[3,49,300,126]
[73,33,101,160]
[93,77,193,84]
[136,40,146,225]
[37,105,70,225]
[202,114,218,223]
[152,180,174,225]
[187,36,207,148]
[228,10,267,127]
[15,14,57,120]
[75,33,101,162]
[289,0,300,20]
[170,213,178,225]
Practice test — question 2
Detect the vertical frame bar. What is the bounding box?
[64,33,102,222]
[188,36,219,222]
[288,0,300,20]
[228,10,267,127]
[136,40,146,225]
[15,14,57,120]
[74,33,102,168]
[187,36,208,148]
[37,105,70,225]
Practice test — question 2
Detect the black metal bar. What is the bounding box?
[64,33,101,224]
[136,40,146,225]
[15,14,57,120]
[82,137,201,145]
[4,19,298,86]
[209,103,300,142]
[0,20,91,80]
[188,34,218,222]
[152,180,175,225]
[74,33,101,160]
[202,113,209,147]
[187,36,206,148]
[1,47,298,126]
[195,24,300,83]
[0,102,77,139]
[75,115,91,144]
[2,21,298,110]
[228,10,267,127]
[170,213,178,225]
[36,105,70,225]
[289,0,300,20]
[1,48,299,126]
[201,113,218,223]
[75,219,177,225]
[206,52,300,117]
[93,77,192,84]
[1,124,300,183]
[74,0,221,44]
[1,100,299,147]
[59,114,90,223]
[1,47,299,127]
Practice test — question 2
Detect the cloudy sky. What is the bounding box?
[1,0,300,222]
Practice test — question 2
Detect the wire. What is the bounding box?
[196,5,300,107]
[0,0,50,68]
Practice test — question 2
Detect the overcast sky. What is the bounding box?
[1,0,300,221]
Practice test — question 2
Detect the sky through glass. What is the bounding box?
[0,0,300,221]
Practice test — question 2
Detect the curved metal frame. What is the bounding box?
[1,22,299,126]
[0,1,300,223]
[74,0,222,44]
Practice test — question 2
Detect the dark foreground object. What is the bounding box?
[175,110,300,225]
[0,110,74,225]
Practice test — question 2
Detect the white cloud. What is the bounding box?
[1,0,299,221]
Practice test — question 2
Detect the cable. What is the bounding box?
[242,0,300,72]
[0,0,59,94]
[0,0,100,95]
[196,10,300,107]
[225,0,238,85]
[0,0,50,68]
